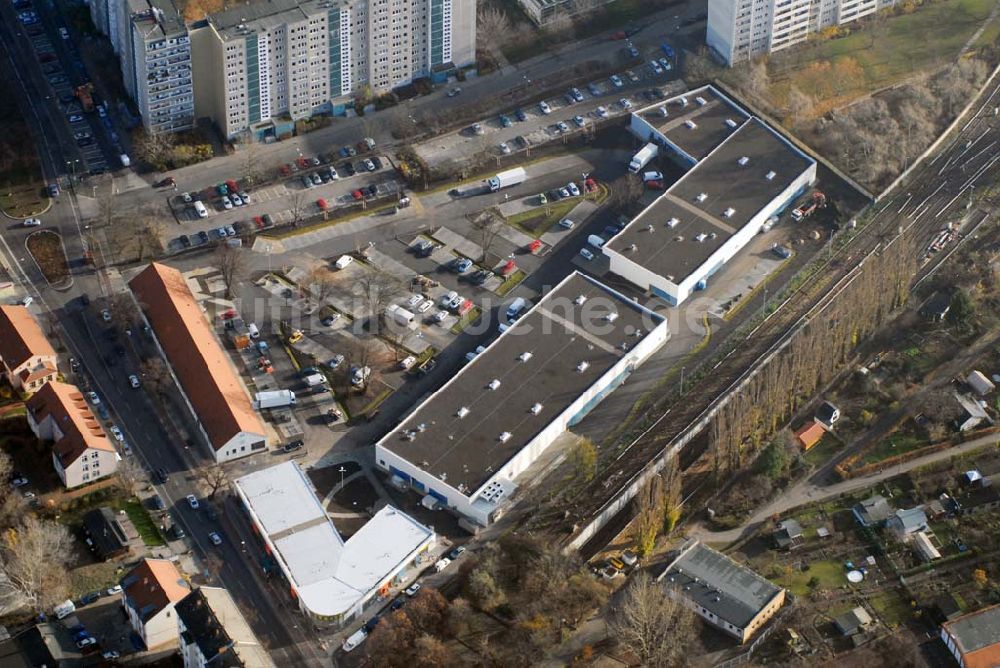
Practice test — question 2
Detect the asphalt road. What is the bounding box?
[0,16,328,667]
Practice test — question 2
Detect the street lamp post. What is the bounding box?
[338,465,346,491]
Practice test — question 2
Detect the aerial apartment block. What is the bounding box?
[707,0,898,65]
[191,0,476,140]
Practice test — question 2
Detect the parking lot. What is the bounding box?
[17,0,117,174]
[415,51,681,170]
[166,154,404,250]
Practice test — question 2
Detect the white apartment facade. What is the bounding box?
[707,0,897,64]
[90,0,194,133]
[191,0,475,140]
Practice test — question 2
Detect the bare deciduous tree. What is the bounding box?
[611,572,694,668]
[214,243,247,300]
[140,357,173,396]
[662,456,682,533]
[241,144,262,189]
[196,464,229,499]
[786,86,815,126]
[288,189,307,227]
[359,268,403,325]
[305,263,336,305]
[0,516,73,610]
[472,212,504,263]
[476,6,512,63]
[115,454,145,496]
[134,130,176,171]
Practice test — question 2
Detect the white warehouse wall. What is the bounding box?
[375,301,670,527]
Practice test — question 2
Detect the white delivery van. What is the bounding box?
[505,297,527,320]
[247,323,260,339]
[303,373,325,387]
[334,255,353,270]
[587,235,606,249]
[342,629,368,652]
[193,201,208,218]
[54,599,76,620]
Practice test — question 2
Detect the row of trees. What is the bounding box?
[709,232,918,475]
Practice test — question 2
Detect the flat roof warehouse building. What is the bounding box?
[375,272,669,528]
[605,85,817,306]
[233,462,434,624]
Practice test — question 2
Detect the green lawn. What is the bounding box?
[505,199,578,237]
[120,498,166,547]
[496,270,527,297]
[859,432,928,466]
[801,434,842,468]
[870,591,915,628]
[769,0,998,107]
[780,558,845,596]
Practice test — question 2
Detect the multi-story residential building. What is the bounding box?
[90,0,194,133]
[25,382,120,489]
[190,0,475,140]
[120,559,192,650]
[176,587,274,667]
[123,0,195,133]
[0,305,58,392]
[707,0,898,65]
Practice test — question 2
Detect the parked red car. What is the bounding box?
[526,239,542,254]
[499,259,517,277]
[225,179,239,193]
[351,190,363,200]
[584,178,598,193]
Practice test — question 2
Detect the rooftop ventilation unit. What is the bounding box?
[684,119,697,129]
[456,406,470,418]
[766,170,776,180]
[530,403,543,415]
[605,312,619,322]
[666,274,675,281]
[738,156,749,166]
[723,207,735,218]
[709,232,718,239]
[695,96,707,106]
[695,233,707,243]
[576,361,590,373]
[725,118,738,128]
[628,243,638,252]
[647,225,655,233]
[519,351,533,362]
[696,193,707,202]
[498,432,511,442]
[574,295,587,305]
[488,379,501,390]
[667,217,679,228]
[674,235,684,242]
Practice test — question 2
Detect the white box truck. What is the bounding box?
[628,143,658,173]
[253,390,297,410]
[487,167,527,192]
[54,600,76,620]
[386,303,415,326]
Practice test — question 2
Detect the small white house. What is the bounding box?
[120,559,191,650]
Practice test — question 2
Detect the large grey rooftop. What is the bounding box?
[662,542,783,628]
[638,86,749,161]
[605,117,813,284]
[945,605,1000,654]
[210,0,334,39]
[130,0,187,39]
[380,272,665,497]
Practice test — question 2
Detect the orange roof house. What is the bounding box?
[941,605,1000,668]
[795,420,826,451]
[120,558,191,650]
[26,381,118,488]
[0,305,58,392]
[129,263,266,463]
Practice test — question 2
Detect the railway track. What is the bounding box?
[562,79,1000,544]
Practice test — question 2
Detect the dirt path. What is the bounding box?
[691,430,1000,545]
